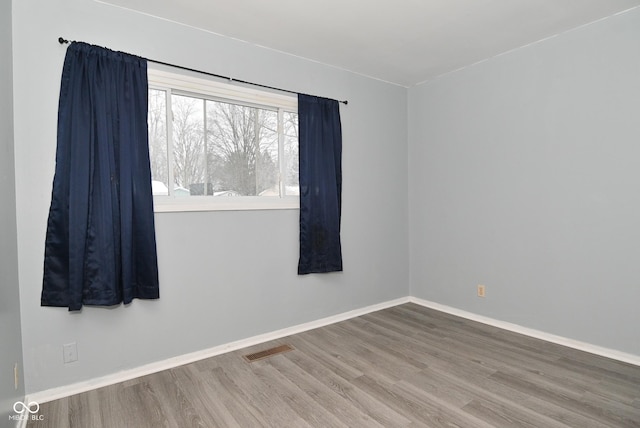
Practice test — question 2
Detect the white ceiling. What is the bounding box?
[101,0,640,87]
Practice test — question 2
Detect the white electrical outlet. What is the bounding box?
[63,342,78,364]
[14,363,19,390]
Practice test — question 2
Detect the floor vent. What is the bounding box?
[243,344,294,362]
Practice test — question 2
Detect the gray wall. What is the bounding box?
[409,8,640,355]
[0,0,25,425]
[12,0,409,394]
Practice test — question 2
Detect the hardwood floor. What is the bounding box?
[28,304,640,427]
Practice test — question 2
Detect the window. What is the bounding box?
[147,68,299,211]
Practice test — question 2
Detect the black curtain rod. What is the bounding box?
[58,37,348,105]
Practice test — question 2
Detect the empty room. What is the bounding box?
[2,0,640,427]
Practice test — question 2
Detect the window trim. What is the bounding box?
[152,196,300,212]
[148,66,299,213]
[148,67,297,111]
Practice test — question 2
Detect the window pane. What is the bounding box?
[148,68,300,209]
[148,89,168,195]
[206,100,279,196]
[283,112,299,195]
[172,94,205,196]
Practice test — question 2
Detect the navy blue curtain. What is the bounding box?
[297,94,343,274]
[42,42,159,311]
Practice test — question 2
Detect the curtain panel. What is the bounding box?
[42,42,159,311]
[297,94,343,274]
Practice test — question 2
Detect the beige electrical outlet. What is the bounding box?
[477,284,486,298]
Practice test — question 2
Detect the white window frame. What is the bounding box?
[148,66,300,212]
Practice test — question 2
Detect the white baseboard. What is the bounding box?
[26,294,639,405]
[409,297,640,367]
[27,296,410,404]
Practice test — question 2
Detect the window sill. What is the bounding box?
[152,196,300,213]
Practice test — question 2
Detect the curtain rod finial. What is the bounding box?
[58,37,69,44]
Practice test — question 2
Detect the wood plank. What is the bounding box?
[172,364,242,428]
[282,342,413,427]
[267,354,386,428]
[490,369,640,427]
[213,351,311,427]
[251,361,350,427]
